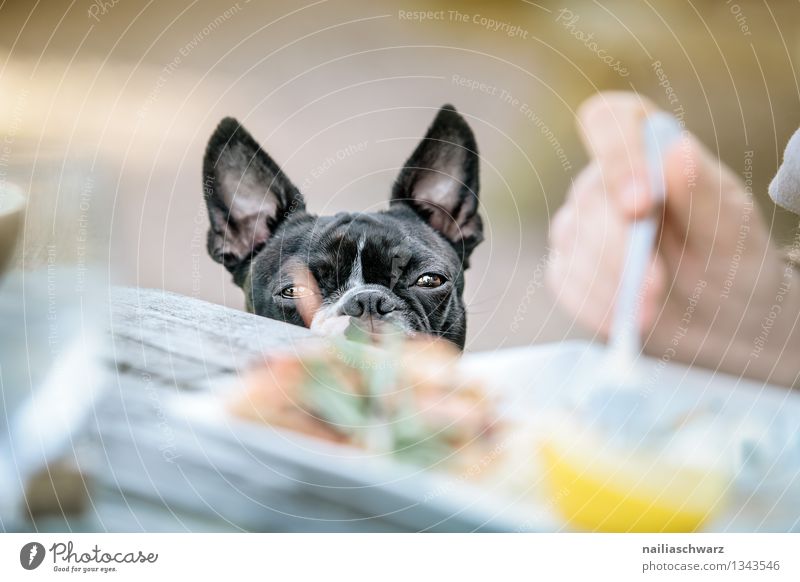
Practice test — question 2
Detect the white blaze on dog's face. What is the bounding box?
[304,236,416,341]
[203,105,483,349]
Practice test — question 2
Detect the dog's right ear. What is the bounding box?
[203,117,305,273]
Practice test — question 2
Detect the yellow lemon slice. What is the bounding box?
[541,439,728,532]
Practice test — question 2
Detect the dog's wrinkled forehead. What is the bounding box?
[304,211,447,290]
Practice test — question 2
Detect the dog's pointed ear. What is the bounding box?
[391,104,482,265]
[203,117,305,273]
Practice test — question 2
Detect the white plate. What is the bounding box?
[165,340,800,532]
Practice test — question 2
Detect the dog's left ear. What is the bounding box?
[391,104,482,265]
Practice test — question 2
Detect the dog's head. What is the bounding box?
[202,105,482,349]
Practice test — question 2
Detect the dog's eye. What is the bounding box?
[414,273,446,288]
[280,285,313,298]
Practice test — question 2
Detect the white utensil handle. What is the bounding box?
[607,113,682,364]
[607,218,659,361]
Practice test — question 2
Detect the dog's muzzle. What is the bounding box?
[310,284,413,342]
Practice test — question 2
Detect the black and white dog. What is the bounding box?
[202,105,482,349]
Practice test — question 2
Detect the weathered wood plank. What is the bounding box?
[107,288,315,377]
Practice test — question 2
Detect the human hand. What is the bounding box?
[547,91,798,386]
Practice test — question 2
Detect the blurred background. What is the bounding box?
[1,0,799,352]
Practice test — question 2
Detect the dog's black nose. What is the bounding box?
[341,290,397,318]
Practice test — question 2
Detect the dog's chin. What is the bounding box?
[310,313,414,344]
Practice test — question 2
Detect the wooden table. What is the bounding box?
[10,285,799,532]
[105,287,315,394]
[35,288,479,532]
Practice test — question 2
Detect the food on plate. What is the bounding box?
[228,336,505,472]
[229,336,739,533]
[229,354,351,444]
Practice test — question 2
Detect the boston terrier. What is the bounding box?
[202,105,482,349]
